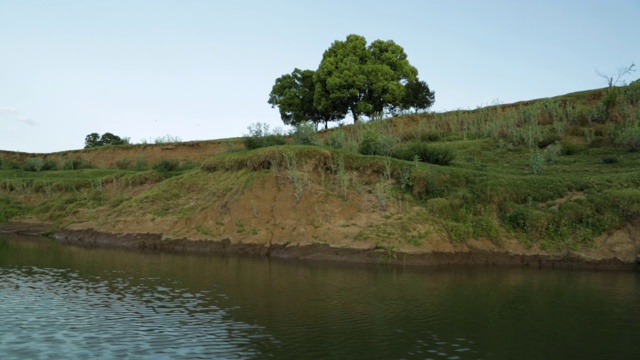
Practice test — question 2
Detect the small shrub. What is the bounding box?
[601,89,618,109]
[623,80,640,106]
[0,196,22,222]
[537,134,561,148]
[394,142,456,166]
[154,135,182,144]
[243,122,286,150]
[153,159,180,172]
[0,160,19,170]
[115,158,132,169]
[419,131,441,142]
[291,123,319,145]
[41,159,57,171]
[614,126,640,152]
[325,130,346,149]
[530,150,545,175]
[559,141,585,155]
[134,155,147,171]
[545,142,561,163]
[358,128,396,157]
[23,158,43,172]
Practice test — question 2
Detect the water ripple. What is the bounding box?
[0,266,274,359]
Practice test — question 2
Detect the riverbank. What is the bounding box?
[1,222,637,271]
[2,85,640,270]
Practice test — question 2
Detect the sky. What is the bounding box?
[1,0,639,153]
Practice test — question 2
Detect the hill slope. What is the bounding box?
[2,83,640,269]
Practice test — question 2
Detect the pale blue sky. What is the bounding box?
[1,0,638,153]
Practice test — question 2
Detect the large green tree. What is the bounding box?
[314,34,420,123]
[268,34,435,127]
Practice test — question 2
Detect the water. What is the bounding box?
[1,235,639,359]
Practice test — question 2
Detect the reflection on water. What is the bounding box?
[1,266,272,359]
[1,235,639,359]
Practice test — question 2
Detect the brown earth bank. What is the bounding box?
[2,222,638,271]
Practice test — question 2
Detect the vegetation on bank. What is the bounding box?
[2,80,640,253]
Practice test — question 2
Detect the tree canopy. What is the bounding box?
[84,132,128,148]
[269,34,434,127]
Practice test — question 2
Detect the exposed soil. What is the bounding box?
[2,136,640,271]
[2,222,638,271]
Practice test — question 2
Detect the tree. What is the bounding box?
[596,63,636,89]
[401,79,435,113]
[84,133,102,148]
[314,34,421,123]
[84,132,128,148]
[269,34,434,127]
[268,68,341,130]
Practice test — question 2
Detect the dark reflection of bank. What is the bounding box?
[1,235,639,359]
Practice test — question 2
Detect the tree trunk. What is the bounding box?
[352,109,360,123]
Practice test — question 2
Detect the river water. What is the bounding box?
[1,235,639,359]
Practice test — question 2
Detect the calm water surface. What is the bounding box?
[0,235,639,359]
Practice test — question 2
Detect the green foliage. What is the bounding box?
[394,142,456,165]
[560,141,585,155]
[315,34,424,123]
[22,158,43,172]
[358,128,396,156]
[325,129,346,149]
[290,122,319,145]
[153,159,180,172]
[268,69,338,129]
[530,150,545,175]
[243,122,286,150]
[614,126,640,152]
[0,196,23,222]
[84,132,129,148]
[115,158,132,169]
[623,80,640,105]
[399,79,435,113]
[134,155,147,171]
[270,34,435,127]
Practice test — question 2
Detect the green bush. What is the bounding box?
[134,155,147,171]
[243,122,286,150]
[153,159,180,172]
[291,123,319,145]
[614,126,640,152]
[623,80,640,106]
[358,128,396,156]
[394,142,455,165]
[0,196,22,222]
[41,159,57,171]
[559,141,585,155]
[22,158,43,172]
[325,129,346,149]
[115,158,132,169]
[0,160,19,170]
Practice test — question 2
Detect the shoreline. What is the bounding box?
[2,222,638,271]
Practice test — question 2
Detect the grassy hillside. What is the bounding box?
[2,82,640,260]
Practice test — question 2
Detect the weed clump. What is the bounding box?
[153,159,180,172]
[358,128,396,156]
[394,142,456,165]
[291,123,319,145]
[243,122,286,150]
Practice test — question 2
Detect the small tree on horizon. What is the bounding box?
[84,132,128,148]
